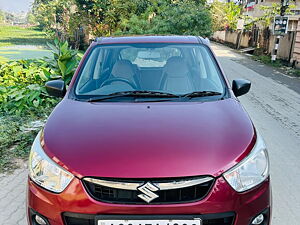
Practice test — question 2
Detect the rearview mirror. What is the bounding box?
[232,79,251,97]
[137,51,161,59]
[45,80,66,98]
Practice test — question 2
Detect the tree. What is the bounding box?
[210,1,242,31]
[26,11,36,25]
[224,2,241,30]
[32,0,213,44]
[209,1,227,31]
[246,3,295,28]
[0,10,4,24]
[73,0,153,36]
[32,0,76,34]
[150,1,212,37]
[114,0,212,37]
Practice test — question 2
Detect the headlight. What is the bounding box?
[223,132,269,192]
[29,131,74,193]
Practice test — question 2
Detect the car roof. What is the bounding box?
[95,35,203,44]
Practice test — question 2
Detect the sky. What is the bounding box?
[0,0,34,13]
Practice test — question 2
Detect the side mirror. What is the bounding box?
[45,80,66,98]
[232,79,251,97]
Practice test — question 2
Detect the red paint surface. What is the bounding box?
[28,36,271,225]
[43,99,255,179]
[27,177,271,225]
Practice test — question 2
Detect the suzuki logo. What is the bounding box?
[137,182,159,203]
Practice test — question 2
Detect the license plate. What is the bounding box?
[97,219,202,225]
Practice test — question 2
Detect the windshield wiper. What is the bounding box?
[87,91,179,102]
[180,91,223,99]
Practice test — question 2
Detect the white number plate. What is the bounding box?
[98,219,202,225]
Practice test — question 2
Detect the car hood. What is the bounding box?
[43,98,255,179]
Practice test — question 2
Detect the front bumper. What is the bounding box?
[27,176,271,225]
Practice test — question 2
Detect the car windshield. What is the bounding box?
[74,43,225,101]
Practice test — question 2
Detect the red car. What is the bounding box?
[27,36,271,225]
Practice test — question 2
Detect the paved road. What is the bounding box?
[0,167,27,225]
[211,43,300,224]
[0,43,299,225]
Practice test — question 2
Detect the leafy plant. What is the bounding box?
[0,38,81,115]
[32,0,213,39]
[0,59,58,114]
[150,1,212,37]
[210,1,242,31]
[224,2,242,30]
[46,39,79,84]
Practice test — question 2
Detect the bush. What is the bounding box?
[115,1,212,37]
[33,0,213,39]
[0,39,80,115]
[0,39,81,172]
[0,59,58,114]
[150,2,212,37]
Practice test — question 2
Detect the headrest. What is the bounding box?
[111,60,135,79]
[164,56,189,77]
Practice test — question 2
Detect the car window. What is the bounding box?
[74,43,225,99]
[193,47,223,91]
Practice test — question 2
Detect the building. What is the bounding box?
[242,0,300,66]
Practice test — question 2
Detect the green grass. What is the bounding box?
[252,54,300,77]
[292,70,300,77]
[0,109,52,173]
[0,25,51,47]
[252,54,283,67]
[0,47,52,61]
[0,25,52,61]
[0,55,7,62]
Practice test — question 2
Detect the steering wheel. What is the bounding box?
[100,78,137,89]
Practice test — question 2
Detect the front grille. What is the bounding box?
[82,176,214,204]
[63,213,235,225]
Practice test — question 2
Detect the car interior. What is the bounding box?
[75,44,223,96]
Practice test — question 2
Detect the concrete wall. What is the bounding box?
[292,20,300,67]
[212,29,295,61]
[212,30,250,48]
[240,32,250,48]
[225,31,238,45]
[212,31,226,42]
